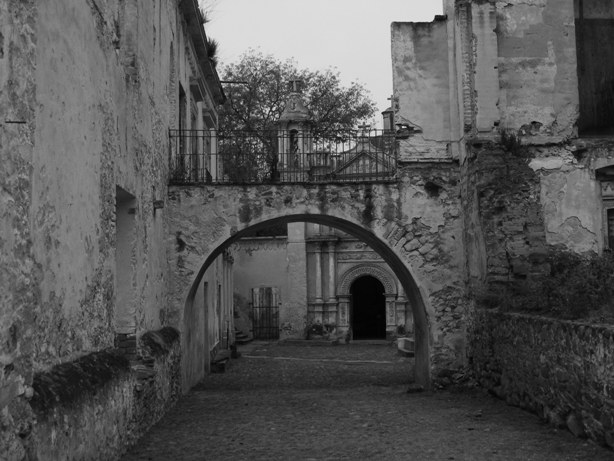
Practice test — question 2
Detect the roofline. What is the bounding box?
[179,0,226,105]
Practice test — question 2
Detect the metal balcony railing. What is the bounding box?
[169,129,398,185]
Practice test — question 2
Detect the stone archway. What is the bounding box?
[336,264,400,339]
[338,263,397,294]
[168,176,467,391]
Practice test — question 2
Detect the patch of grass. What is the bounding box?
[206,36,219,67]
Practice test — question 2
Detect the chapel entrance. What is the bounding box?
[350,275,386,340]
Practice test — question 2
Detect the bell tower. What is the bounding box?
[278,80,313,181]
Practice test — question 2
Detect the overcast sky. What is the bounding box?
[204,1,444,126]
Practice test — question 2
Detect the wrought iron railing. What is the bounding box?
[169,129,398,185]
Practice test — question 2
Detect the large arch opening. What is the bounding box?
[182,214,431,389]
[350,276,386,340]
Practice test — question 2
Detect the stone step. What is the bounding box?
[211,350,231,373]
[213,350,231,363]
[279,338,339,347]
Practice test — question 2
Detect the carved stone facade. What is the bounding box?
[232,223,412,341]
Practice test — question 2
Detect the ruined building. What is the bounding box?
[1,1,231,458]
[2,0,614,458]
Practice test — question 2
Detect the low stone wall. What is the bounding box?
[25,327,181,460]
[469,309,614,448]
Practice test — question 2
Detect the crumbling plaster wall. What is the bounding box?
[533,147,603,253]
[28,0,171,370]
[392,20,453,160]
[495,0,579,141]
[1,0,186,458]
[0,2,39,458]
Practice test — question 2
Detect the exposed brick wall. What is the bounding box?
[115,332,138,361]
[463,143,549,288]
[469,308,614,448]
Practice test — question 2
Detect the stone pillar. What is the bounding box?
[327,241,336,303]
[396,294,408,328]
[314,243,323,303]
[337,295,350,328]
[285,223,307,338]
[385,294,397,338]
[209,128,219,181]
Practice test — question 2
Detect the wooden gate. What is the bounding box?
[251,287,280,340]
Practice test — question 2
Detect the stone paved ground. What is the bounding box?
[123,342,613,461]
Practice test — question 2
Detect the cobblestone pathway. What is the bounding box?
[123,342,612,461]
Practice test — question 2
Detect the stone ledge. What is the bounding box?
[30,349,130,417]
[470,308,614,449]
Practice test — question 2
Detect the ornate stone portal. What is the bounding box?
[305,226,411,339]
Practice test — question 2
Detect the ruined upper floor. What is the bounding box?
[392,0,614,162]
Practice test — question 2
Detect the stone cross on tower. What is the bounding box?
[387,94,399,111]
[358,123,371,136]
[288,79,302,93]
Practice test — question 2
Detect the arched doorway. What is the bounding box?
[178,213,432,391]
[350,276,386,339]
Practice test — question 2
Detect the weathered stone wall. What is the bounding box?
[27,328,180,460]
[462,143,549,287]
[0,1,39,457]
[469,308,614,448]
[461,138,614,293]
[168,161,466,387]
[495,0,578,141]
[534,144,605,253]
[186,251,234,391]
[1,0,220,458]
[391,18,453,160]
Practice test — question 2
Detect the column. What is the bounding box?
[312,242,324,324]
[314,243,323,303]
[396,294,408,327]
[336,295,350,328]
[385,294,397,339]
[209,128,219,181]
[327,241,336,302]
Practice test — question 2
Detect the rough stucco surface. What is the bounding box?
[168,163,467,378]
[0,2,38,458]
[496,0,579,140]
[22,0,171,370]
[470,309,614,448]
[540,165,601,252]
[30,335,180,460]
[391,21,452,160]
[1,1,187,458]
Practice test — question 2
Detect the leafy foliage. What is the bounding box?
[500,130,529,158]
[219,50,377,135]
[478,248,614,320]
[206,36,219,67]
[217,50,376,182]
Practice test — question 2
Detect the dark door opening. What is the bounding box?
[575,0,614,136]
[350,276,386,340]
[251,286,280,340]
